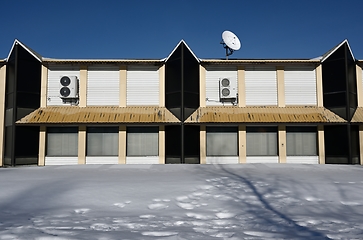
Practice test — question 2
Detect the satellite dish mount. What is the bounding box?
[220,30,241,60]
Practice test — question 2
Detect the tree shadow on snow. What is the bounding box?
[199,164,338,239]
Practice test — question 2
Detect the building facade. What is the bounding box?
[0,39,362,166]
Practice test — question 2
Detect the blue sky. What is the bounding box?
[1,0,363,60]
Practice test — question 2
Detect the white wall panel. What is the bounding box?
[86,156,118,164]
[47,65,80,106]
[245,66,277,106]
[126,156,159,164]
[127,66,159,106]
[45,157,78,165]
[285,67,317,105]
[246,156,279,163]
[206,156,239,164]
[87,66,119,106]
[205,66,238,106]
[286,156,318,164]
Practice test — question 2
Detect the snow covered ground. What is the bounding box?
[1,163,363,240]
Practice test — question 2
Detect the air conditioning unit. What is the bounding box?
[59,76,78,98]
[219,77,237,99]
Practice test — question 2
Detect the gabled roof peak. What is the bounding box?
[164,40,200,63]
[321,39,355,63]
[6,39,43,62]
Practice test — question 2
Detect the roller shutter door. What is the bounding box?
[87,66,119,106]
[285,67,316,105]
[245,66,277,106]
[127,66,159,106]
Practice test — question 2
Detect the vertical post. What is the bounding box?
[0,65,7,167]
[318,125,325,164]
[278,125,286,163]
[315,65,324,107]
[11,44,18,166]
[38,126,46,166]
[119,126,126,164]
[237,66,245,107]
[345,47,352,164]
[276,66,285,107]
[181,45,184,163]
[359,125,363,165]
[40,65,48,108]
[158,65,165,164]
[159,126,165,164]
[355,65,363,107]
[78,126,86,164]
[119,65,127,107]
[159,65,165,107]
[79,66,87,107]
[199,65,206,107]
[38,65,48,167]
[238,125,246,163]
[200,125,206,164]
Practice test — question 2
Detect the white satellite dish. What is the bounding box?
[221,30,241,59]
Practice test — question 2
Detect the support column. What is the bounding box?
[159,65,165,107]
[316,65,323,107]
[318,125,325,164]
[278,125,286,163]
[238,125,246,163]
[78,126,86,164]
[38,126,46,166]
[356,65,363,107]
[200,125,206,164]
[79,66,88,107]
[119,65,127,107]
[0,65,6,167]
[38,66,48,167]
[359,125,363,165]
[277,66,285,107]
[238,66,246,107]
[199,65,206,107]
[159,126,165,164]
[40,65,48,107]
[119,126,126,164]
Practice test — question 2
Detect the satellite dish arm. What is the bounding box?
[226,47,233,56]
[221,41,234,58]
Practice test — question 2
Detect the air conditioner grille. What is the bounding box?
[60,87,71,97]
[222,88,230,97]
[221,78,230,87]
[60,76,71,87]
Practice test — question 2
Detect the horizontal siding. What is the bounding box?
[87,66,119,106]
[285,67,317,105]
[86,156,118,164]
[246,156,279,163]
[206,156,239,164]
[45,157,78,165]
[205,66,238,106]
[47,66,80,106]
[286,156,318,164]
[245,66,277,106]
[126,156,159,164]
[127,66,159,106]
